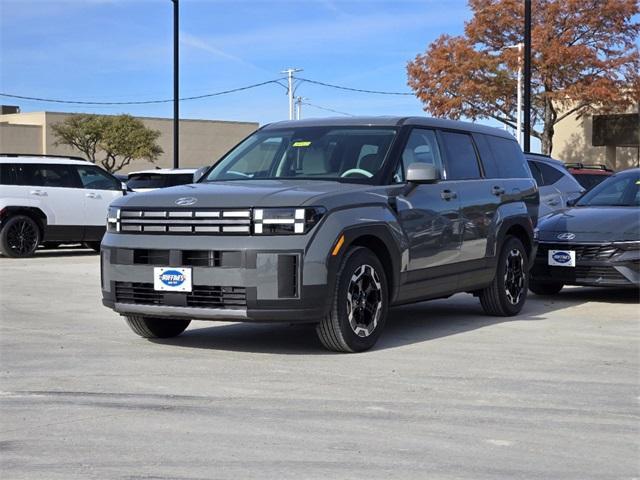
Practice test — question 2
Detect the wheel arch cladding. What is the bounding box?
[349,234,395,301]
[1,207,47,237]
[504,223,532,259]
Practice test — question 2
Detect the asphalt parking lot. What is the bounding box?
[1,248,638,480]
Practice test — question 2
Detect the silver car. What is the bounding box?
[526,154,584,217]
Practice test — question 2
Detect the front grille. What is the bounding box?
[118,208,251,235]
[115,282,247,309]
[537,266,628,285]
[537,243,620,260]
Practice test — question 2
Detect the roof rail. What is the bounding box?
[0,153,87,162]
[565,162,613,172]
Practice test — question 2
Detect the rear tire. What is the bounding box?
[480,236,528,316]
[0,215,41,258]
[124,315,190,338]
[529,280,564,295]
[316,246,388,353]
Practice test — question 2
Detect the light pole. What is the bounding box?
[504,43,524,147]
[523,0,532,153]
[281,68,303,120]
[172,0,179,168]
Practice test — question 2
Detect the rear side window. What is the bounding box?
[440,131,481,180]
[486,136,529,178]
[535,162,564,186]
[527,161,544,186]
[18,164,81,188]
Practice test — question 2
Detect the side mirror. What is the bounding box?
[406,163,439,184]
[566,198,578,207]
[121,182,128,195]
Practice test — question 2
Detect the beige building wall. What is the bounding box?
[0,111,258,173]
[0,123,43,154]
[554,105,639,171]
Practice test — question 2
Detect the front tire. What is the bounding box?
[529,280,564,295]
[316,247,388,353]
[124,315,190,338]
[480,236,528,316]
[0,215,41,258]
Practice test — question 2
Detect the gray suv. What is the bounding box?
[101,117,539,352]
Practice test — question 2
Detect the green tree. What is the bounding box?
[52,114,163,172]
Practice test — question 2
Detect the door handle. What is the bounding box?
[547,199,560,206]
[30,189,48,196]
[85,192,101,199]
[491,186,506,196]
[441,189,457,201]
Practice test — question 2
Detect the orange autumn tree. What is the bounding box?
[407,0,639,154]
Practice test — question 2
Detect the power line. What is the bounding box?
[301,101,354,117]
[297,77,414,96]
[0,76,415,107]
[0,79,285,106]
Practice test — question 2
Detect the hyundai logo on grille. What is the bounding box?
[557,232,576,240]
[552,251,572,264]
[175,197,198,206]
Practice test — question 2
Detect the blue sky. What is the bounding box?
[0,0,472,125]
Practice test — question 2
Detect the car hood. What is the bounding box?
[538,207,640,242]
[112,179,378,209]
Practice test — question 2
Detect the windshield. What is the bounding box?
[576,172,640,207]
[205,127,397,183]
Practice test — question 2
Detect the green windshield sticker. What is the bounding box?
[292,141,312,147]
[636,180,640,185]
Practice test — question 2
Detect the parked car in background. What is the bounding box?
[101,116,539,352]
[114,173,129,183]
[565,162,614,191]
[526,154,584,217]
[530,168,640,294]
[126,168,198,192]
[0,154,126,257]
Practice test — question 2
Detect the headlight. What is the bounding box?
[107,206,120,232]
[614,240,640,250]
[253,207,325,235]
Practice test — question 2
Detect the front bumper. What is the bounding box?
[530,242,640,287]
[100,232,331,323]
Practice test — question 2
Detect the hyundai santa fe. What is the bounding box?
[101,117,539,352]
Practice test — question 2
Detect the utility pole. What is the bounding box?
[172,0,179,168]
[523,0,532,153]
[295,97,302,120]
[281,68,303,120]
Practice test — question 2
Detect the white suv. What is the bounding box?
[0,154,126,257]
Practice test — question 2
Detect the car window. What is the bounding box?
[486,136,529,178]
[535,162,564,186]
[0,164,17,185]
[571,173,610,191]
[577,174,639,207]
[206,127,397,183]
[76,165,121,190]
[394,128,443,183]
[440,131,481,180]
[527,161,544,186]
[19,164,81,188]
[166,174,195,187]
[127,173,168,189]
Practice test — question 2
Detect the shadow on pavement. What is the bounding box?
[152,287,638,355]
